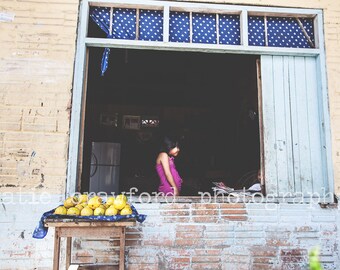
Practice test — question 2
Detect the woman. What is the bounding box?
[155,136,183,196]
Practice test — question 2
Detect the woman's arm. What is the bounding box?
[158,153,179,196]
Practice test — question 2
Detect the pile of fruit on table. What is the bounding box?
[54,194,132,216]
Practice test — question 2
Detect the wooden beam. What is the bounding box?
[240,9,248,46]
[216,13,219,45]
[67,0,89,195]
[256,58,265,195]
[85,37,320,56]
[296,17,315,48]
[136,9,139,40]
[264,16,268,47]
[119,227,125,270]
[76,48,89,193]
[189,11,193,43]
[88,0,320,16]
[163,5,170,43]
[109,7,113,36]
[66,237,72,269]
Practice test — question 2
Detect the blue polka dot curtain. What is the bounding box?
[248,16,315,48]
[90,7,314,76]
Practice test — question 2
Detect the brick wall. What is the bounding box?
[0,0,79,194]
[0,197,338,269]
[0,194,63,269]
[0,0,340,269]
[68,202,339,270]
[0,0,339,197]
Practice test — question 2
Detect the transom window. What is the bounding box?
[87,1,319,75]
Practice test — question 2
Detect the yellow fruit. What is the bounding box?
[105,206,119,216]
[67,207,80,216]
[54,206,67,215]
[120,206,133,215]
[106,196,115,206]
[80,202,88,208]
[75,204,84,211]
[98,204,106,209]
[113,198,126,210]
[81,206,93,216]
[64,197,78,208]
[104,203,111,209]
[116,194,127,202]
[88,196,102,210]
[94,207,105,216]
[78,194,88,204]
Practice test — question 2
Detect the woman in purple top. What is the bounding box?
[155,136,183,196]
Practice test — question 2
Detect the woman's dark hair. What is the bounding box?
[159,135,179,154]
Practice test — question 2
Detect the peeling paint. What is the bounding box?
[0,184,18,188]
[31,169,40,175]
[19,231,25,239]
[40,173,45,183]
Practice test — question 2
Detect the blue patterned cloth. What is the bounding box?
[139,10,163,41]
[248,16,314,48]
[219,14,240,45]
[90,7,314,75]
[192,13,217,44]
[32,204,146,239]
[169,12,190,43]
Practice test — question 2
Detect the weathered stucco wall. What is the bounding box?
[0,0,340,269]
[80,202,340,270]
[1,200,339,269]
[0,0,339,195]
[0,0,79,194]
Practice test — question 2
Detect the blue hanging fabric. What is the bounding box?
[101,47,110,76]
[90,7,137,75]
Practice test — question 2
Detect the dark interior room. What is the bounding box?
[80,47,260,196]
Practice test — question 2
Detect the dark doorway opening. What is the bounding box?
[81,48,260,196]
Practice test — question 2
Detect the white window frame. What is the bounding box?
[66,0,333,199]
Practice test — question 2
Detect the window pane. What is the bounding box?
[248,16,266,46]
[169,11,190,43]
[192,13,217,44]
[139,10,163,41]
[267,17,315,48]
[89,7,136,40]
[219,15,240,45]
[112,8,137,40]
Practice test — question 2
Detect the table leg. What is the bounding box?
[119,227,126,270]
[53,228,61,270]
[66,237,72,269]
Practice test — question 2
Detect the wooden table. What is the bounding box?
[45,218,136,270]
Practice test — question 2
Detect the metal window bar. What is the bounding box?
[296,17,315,48]
[163,5,169,42]
[216,13,220,44]
[109,7,113,36]
[136,8,140,40]
[189,11,193,43]
[264,15,268,46]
